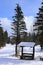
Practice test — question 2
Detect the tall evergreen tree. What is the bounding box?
[33,2,43,49]
[12,4,27,55]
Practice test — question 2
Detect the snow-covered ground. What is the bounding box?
[0,44,43,65]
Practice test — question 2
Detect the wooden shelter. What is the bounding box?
[18,42,35,60]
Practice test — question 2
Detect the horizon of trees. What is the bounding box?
[0,20,10,48]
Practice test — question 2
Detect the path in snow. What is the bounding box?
[0,58,43,65]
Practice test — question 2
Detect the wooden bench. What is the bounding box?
[20,53,33,60]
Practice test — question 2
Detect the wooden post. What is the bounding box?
[33,47,35,59]
[21,46,23,59]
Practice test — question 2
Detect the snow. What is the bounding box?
[0,43,43,65]
[35,45,43,60]
[0,58,43,65]
[0,44,15,57]
[35,45,41,52]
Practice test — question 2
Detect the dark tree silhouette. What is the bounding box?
[3,31,8,43]
[0,21,9,48]
[33,2,43,49]
[12,4,27,56]
[0,21,4,47]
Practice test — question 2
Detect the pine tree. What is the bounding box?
[0,21,4,47]
[12,4,27,56]
[33,2,43,49]
[3,31,8,43]
[0,21,8,47]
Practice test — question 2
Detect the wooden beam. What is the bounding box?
[33,47,35,59]
[22,47,23,56]
[21,46,23,59]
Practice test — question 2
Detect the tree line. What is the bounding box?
[0,21,10,48]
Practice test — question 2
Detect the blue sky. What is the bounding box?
[0,0,42,20]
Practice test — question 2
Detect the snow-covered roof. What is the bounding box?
[18,42,35,47]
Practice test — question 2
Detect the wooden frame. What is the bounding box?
[20,46,35,60]
[18,42,35,60]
